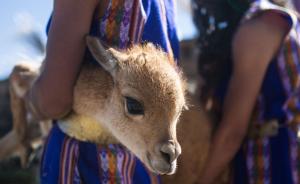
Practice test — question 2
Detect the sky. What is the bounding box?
[0,0,197,80]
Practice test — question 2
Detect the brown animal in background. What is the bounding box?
[0,36,187,175]
[0,64,51,168]
[161,41,230,183]
[161,91,229,184]
[161,92,212,183]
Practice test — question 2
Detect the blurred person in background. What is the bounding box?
[292,0,300,12]
[192,0,300,183]
[27,0,179,183]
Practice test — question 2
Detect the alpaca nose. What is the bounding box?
[160,140,181,164]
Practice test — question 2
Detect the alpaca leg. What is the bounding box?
[9,75,28,143]
[39,120,52,138]
[0,131,22,160]
[0,65,36,166]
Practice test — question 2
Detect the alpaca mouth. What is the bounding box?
[146,152,176,175]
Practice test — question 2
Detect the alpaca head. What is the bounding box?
[85,36,186,175]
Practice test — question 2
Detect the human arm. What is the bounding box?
[198,12,290,184]
[28,0,99,119]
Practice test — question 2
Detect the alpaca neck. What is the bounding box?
[58,62,118,144]
[58,113,119,144]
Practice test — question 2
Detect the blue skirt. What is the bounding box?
[233,126,298,184]
[40,124,160,184]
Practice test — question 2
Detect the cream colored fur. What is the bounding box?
[1,36,186,175]
[58,115,118,144]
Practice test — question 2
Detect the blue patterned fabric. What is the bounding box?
[209,1,300,183]
[41,124,158,184]
[41,0,179,183]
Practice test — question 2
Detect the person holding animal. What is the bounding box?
[192,0,300,183]
[24,0,182,183]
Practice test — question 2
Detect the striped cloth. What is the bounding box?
[42,0,179,183]
[89,0,179,60]
[41,124,159,184]
[96,0,146,49]
[231,1,300,184]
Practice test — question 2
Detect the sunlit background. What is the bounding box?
[0,0,51,79]
[0,0,197,80]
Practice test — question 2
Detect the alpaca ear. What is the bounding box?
[108,48,128,61]
[86,36,118,74]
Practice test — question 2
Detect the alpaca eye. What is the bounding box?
[125,97,144,115]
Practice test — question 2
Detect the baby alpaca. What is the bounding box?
[1,36,187,175]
